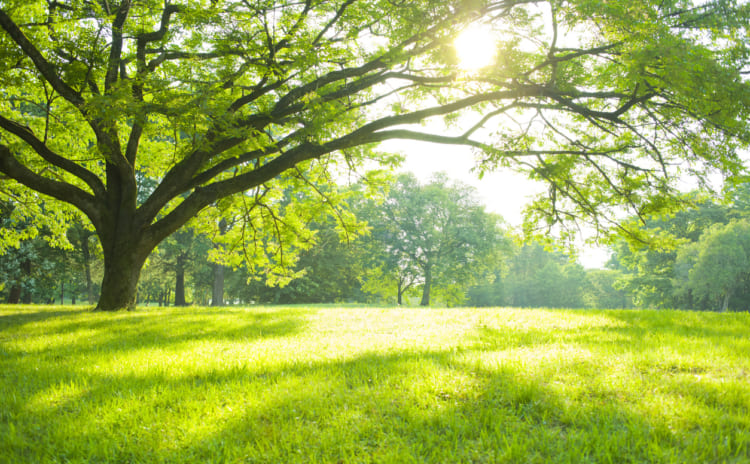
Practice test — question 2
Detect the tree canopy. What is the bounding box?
[0,0,748,310]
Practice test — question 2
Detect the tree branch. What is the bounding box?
[104,0,131,93]
[0,144,101,228]
[0,114,106,198]
[0,8,84,107]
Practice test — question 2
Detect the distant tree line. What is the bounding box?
[2,174,749,311]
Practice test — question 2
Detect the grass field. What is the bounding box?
[0,304,749,463]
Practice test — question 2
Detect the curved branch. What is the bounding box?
[0,9,84,107]
[0,144,102,228]
[144,142,326,244]
[104,0,131,93]
[0,114,105,198]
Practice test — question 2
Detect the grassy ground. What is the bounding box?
[0,304,749,464]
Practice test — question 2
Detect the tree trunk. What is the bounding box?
[96,247,149,311]
[211,219,228,307]
[60,281,64,305]
[211,263,225,306]
[721,291,731,312]
[174,257,187,306]
[80,233,95,304]
[420,265,432,306]
[7,285,20,304]
[20,258,32,304]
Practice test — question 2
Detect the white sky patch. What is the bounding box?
[455,24,497,71]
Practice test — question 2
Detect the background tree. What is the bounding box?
[610,199,732,308]
[504,242,587,308]
[237,219,367,304]
[66,222,98,304]
[362,173,503,306]
[681,220,750,312]
[583,269,633,309]
[1,0,748,310]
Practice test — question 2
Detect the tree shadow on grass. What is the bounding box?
[0,306,92,332]
[3,310,749,463]
[603,309,750,341]
[1,306,309,360]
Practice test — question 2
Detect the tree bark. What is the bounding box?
[21,259,32,304]
[97,250,148,311]
[174,254,187,306]
[211,218,228,307]
[211,263,225,306]
[7,285,21,304]
[721,291,731,312]
[420,265,432,306]
[80,233,95,304]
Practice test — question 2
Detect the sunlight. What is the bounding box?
[454,24,497,71]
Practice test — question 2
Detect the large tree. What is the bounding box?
[0,0,748,310]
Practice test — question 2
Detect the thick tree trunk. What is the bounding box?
[211,263,225,306]
[420,266,432,306]
[97,250,148,311]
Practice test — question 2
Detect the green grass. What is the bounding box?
[1,305,749,463]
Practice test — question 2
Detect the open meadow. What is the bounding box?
[0,304,749,463]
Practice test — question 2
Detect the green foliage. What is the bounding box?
[0,202,91,304]
[684,220,750,311]
[231,218,369,305]
[584,269,634,310]
[1,305,749,463]
[610,199,734,309]
[359,173,505,306]
[467,241,593,309]
[607,190,750,311]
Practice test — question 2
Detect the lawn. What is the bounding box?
[0,304,749,463]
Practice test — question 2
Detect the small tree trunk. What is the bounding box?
[721,292,731,312]
[60,281,64,305]
[21,259,32,304]
[174,254,187,306]
[211,263,225,306]
[211,218,229,307]
[80,234,94,304]
[7,285,21,304]
[420,265,432,306]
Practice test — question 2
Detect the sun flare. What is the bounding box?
[455,25,497,71]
